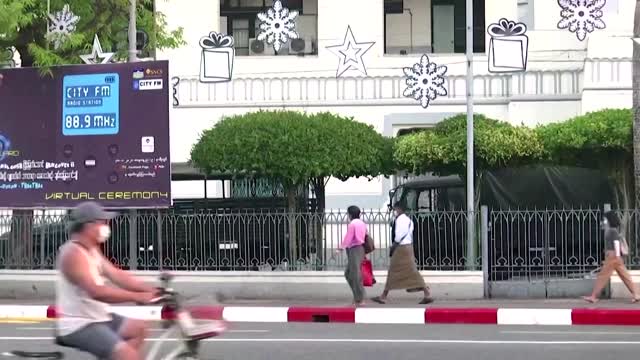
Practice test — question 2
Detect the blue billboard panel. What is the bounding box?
[62,73,120,136]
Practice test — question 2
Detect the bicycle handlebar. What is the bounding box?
[148,294,172,305]
[146,272,181,307]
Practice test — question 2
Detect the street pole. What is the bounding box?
[128,0,138,62]
[465,0,476,270]
[46,0,51,50]
[127,0,138,269]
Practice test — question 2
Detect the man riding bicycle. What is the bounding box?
[55,201,158,360]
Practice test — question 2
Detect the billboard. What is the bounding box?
[0,61,171,208]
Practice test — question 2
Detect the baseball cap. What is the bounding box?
[69,201,117,227]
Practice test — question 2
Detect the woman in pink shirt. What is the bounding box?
[336,205,367,306]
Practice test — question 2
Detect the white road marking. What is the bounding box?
[16,326,268,333]
[2,337,640,345]
[502,330,640,335]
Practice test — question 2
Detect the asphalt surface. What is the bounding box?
[0,322,639,359]
[6,297,640,309]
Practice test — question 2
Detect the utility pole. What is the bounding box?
[465,0,476,269]
[46,0,51,50]
[128,0,138,62]
[633,0,640,207]
[128,0,138,270]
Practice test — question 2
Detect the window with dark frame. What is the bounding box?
[383,0,485,55]
[431,0,485,53]
[220,0,317,57]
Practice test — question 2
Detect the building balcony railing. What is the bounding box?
[170,58,629,108]
[171,70,580,108]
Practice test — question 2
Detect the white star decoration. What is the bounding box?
[80,35,115,64]
[326,26,375,78]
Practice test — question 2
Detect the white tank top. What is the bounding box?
[55,241,112,336]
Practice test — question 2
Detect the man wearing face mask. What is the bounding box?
[55,201,159,360]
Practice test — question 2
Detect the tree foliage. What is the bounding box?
[0,0,185,71]
[394,114,545,177]
[535,108,633,210]
[190,110,394,192]
[535,108,632,168]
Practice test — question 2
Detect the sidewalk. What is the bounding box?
[3,299,640,326]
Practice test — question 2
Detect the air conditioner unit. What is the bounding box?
[289,37,313,55]
[249,38,276,56]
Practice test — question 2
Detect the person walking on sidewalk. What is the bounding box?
[372,202,433,305]
[335,205,368,306]
[583,210,640,304]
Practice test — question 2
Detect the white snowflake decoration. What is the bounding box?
[47,4,80,50]
[403,54,448,109]
[557,0,606,41]
[257,0,299,52]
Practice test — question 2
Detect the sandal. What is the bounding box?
[419,297,434,305]
[371,296,387,304]
[582,296,598,304]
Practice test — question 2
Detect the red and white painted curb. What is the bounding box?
[0,305,640,326]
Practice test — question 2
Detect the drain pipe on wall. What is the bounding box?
[403,8,413,53]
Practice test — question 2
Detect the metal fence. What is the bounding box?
[0,209,476,271]
[0,207,635,278]
[488,208,603,283]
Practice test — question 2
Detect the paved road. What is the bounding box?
[6,297,640,308]
[0,322,639,359]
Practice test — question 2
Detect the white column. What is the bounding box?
[483,0,518,52]
[155,0,220,73]
[532,0,558,30]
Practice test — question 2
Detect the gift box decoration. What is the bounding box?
[199,32,235,83]
[487,18,529,73]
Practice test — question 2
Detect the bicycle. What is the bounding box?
[2,272,227,359]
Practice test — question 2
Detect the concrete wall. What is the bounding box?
[0,269,638,301]
[0,270,484,301]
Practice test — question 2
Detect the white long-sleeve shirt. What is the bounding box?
[394,213,413,245]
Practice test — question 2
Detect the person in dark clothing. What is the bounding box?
[583,211,640,303]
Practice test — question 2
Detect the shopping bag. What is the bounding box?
[364,234,375,254]
[620,236,630,256]
[361,257,376,287]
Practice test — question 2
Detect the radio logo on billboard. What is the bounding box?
[135,79,163,91]
[145,68,163,77]
[1,150,19,156]
[132,68,145,79]
[0,134,18,162]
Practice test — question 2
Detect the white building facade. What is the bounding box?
[156,0,635,210]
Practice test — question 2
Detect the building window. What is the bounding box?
[517,0,534,30]
[384,0,485,55]
[220,0,318,57]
